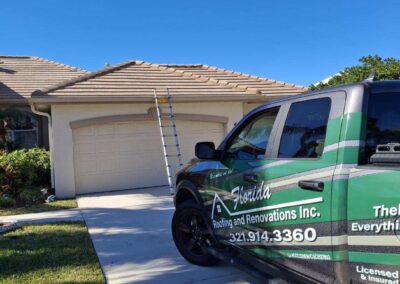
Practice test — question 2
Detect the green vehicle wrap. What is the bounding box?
[174,81,400,283]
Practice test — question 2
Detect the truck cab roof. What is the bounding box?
[251,80,400,116]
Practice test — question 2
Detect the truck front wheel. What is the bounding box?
[172,200,219,266]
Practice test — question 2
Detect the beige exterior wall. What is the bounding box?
[51,102,244,198]
[243,102,265,114]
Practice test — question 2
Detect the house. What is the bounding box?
[1,57,306,197]
[0,56,88,148]
[29,60,305,198]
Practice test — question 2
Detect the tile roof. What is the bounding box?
[32,60,306,104]
[165,64,306,96]
[0,56,88,104]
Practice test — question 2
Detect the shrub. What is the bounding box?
[0,194,16,208]
[0,148,50,207]
[19,188,45,205]
[0,148,50,188]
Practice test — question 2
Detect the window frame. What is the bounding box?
[270,92,346,160]
[220,105,284,160]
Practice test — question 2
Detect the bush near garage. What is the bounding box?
[0,148,50,208]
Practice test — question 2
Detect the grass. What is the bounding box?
[0,199,78,216]
[0,222,104,284]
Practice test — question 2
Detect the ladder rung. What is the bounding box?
[165,164,184,168]
[156,96,172,100]
[160,125,176,128]
[159,114,175,118]
[157,106,172,109]
[163,134,177,137]
[166,154,182,157]
[163,144,179,147]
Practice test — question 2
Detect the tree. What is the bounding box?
[310,55,400,91]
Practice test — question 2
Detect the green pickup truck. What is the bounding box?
[171,80,400,283]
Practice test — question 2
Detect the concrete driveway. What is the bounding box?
[77,187,258,284]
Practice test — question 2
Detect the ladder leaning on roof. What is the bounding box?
[154,88,184,195]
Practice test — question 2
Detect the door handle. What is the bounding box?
[243,174,258,183]
[298,180,324,192]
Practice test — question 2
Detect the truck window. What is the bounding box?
[226,107,279,160]
[365,93,400,163]
[278,98,331,158]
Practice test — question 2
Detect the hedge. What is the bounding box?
[0,148,50,207]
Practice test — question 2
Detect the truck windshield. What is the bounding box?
[366,92,400,162]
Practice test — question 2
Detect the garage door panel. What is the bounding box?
[96,141,117,153]
[177,121,224,163]
[118,157,149,171]
[118,140,148,153]
[73,120,225,194]
[116,123,138,135]
[74,126,95,139]
[75,142,97,154]
[76,158,97,174]
[96,124,115,136]
[98,157,118,173]
[116,123,158,136]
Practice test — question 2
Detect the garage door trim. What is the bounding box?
[70,107,229,133]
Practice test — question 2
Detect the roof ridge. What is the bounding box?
[33,60,140,96]
[159,64,204,68]
[0,55,89,73]
[31,56,89,73]
[201,64,306,90]
[151,63,261,95]
[0,55,31,59]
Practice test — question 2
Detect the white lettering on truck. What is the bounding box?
[231,181,272,210]
[373,204,400,218]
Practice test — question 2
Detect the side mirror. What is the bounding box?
[195,142,216,159]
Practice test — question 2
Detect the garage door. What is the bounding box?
[73,120,224,194]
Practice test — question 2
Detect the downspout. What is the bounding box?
[30,104,55,189]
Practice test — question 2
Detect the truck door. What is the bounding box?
[246,94,346,283]
[207,106,282,242]
[347,91,400,284]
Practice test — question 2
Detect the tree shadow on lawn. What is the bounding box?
[0,222,104,283]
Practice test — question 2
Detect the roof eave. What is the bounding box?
[0,99,30,105]
[28,94,276,105]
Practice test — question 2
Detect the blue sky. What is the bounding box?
[1,0,399,86]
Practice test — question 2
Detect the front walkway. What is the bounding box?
[0,208,83,224]
[77,187,257,284]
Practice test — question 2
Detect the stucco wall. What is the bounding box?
[51,102,244,198]
[243,102,265,114]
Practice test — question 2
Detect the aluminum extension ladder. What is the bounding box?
[154,89,184,195]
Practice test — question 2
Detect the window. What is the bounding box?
[278,98,331,158]
[0,108,39,150]
[365,93,400,162]
[226,108,279,160]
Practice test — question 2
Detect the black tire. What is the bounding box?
[172,200,220,266]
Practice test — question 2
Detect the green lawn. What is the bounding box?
[0,199,78,216]
[0,222,104,284]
